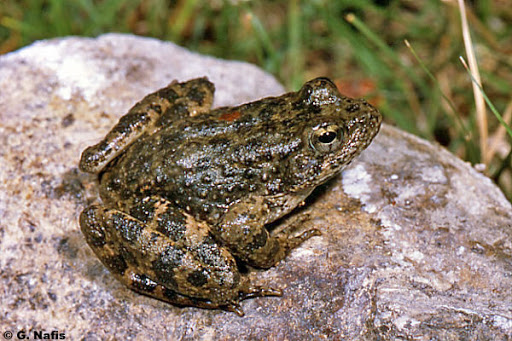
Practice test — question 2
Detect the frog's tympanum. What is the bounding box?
[79,77,381,316]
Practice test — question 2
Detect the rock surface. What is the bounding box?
[0,34,510,340]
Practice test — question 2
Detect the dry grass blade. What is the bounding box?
[457,0,488,164]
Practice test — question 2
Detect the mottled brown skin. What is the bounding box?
[79,77,382,316]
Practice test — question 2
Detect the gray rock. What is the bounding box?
[0,33,510,340]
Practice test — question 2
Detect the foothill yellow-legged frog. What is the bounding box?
[79,77,382,315]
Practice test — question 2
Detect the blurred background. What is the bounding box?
[1,0,511,200]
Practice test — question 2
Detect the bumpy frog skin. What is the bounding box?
[79,77,381,316]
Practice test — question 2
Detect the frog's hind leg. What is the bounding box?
[79,203,281,315]
[79,77,215,173]
[79,204,230,310]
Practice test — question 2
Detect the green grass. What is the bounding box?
[1,0,511,200]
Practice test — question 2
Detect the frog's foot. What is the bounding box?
[223,285,282,316]
[122,269,281,317]
[153,283,281,317]
[227,226,321,269]
[274,213,322,255]
[219,200,322,269]
[279,228,322,254]
[133,273,282,316]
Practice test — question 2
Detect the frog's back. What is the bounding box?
[99,94,307,216]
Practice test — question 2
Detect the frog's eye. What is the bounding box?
[309,124,343,153]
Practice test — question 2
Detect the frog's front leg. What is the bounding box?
[79,77,214,173]
[217,197,321,269]
[79,199,280,315]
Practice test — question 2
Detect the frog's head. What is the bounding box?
[288,77,382,191]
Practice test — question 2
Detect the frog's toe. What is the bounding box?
[219,285,282,316]
[239,285,283,300]
[223,285,281,316]
[224,302,245,317]
[282,228,322,252]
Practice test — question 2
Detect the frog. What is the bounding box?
[78,76,382,316]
